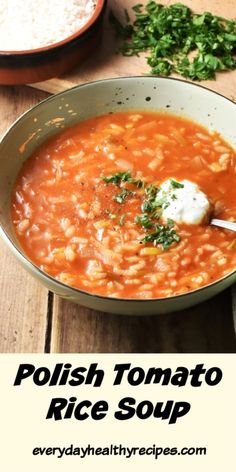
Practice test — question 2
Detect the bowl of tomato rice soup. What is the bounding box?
[0,77,235,314]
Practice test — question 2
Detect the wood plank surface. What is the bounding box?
[0,86,50,352]
[0,0,235,353]
[51,291,236,353]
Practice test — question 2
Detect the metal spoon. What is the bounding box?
[210,218,236,232]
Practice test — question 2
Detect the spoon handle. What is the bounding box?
[211,218,236,232]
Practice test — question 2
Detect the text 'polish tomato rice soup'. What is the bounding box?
[0,0,97,51]
[12,112,236,299]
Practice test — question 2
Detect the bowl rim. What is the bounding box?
[0,0,106,56]
[0,75,235,304]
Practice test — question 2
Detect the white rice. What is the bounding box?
[0,0,97,51]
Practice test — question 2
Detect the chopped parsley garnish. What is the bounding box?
[102,171,181,250]
[142,222,181,250]
[102,171,144,188]
[141,199,156,213]
[135,213,154,229]
[155,194,170,209]
[102,171,132,185]
[145,184,159,195]
[113,188,135,204]
[167,218,175,228]
[133,178,145,189]
[170,179,184,189]
[136,211,180,250]
[110,2,236,81]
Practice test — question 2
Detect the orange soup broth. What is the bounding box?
[12,111,236,299]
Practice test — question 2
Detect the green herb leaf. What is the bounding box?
[132,3,143,14]
[132,178,145,188]
[155,195,170,209]
[145,184,159,195]
[141,200,156,213]
[102,172,145,188]
[113,188,135,204]
[142,222,181,250]
[102,171,132,185]
[167,218,175,228]
[136,213,154,229]
[110,2,236,81]
[170,179,184,188]
[124,8,130,23]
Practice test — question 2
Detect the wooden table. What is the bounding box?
[0,0,236,353]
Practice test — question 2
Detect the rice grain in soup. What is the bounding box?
[0,0,97,51]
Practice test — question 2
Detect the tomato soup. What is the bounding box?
[12,112,236,299]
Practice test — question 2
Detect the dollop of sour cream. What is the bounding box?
[157,179,210,225]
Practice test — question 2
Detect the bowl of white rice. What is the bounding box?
[0,0,107,84]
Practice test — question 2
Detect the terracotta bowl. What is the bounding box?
[0,77,235,315]
[0,0,107,85]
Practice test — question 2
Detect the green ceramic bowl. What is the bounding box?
[0,77,235,315]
